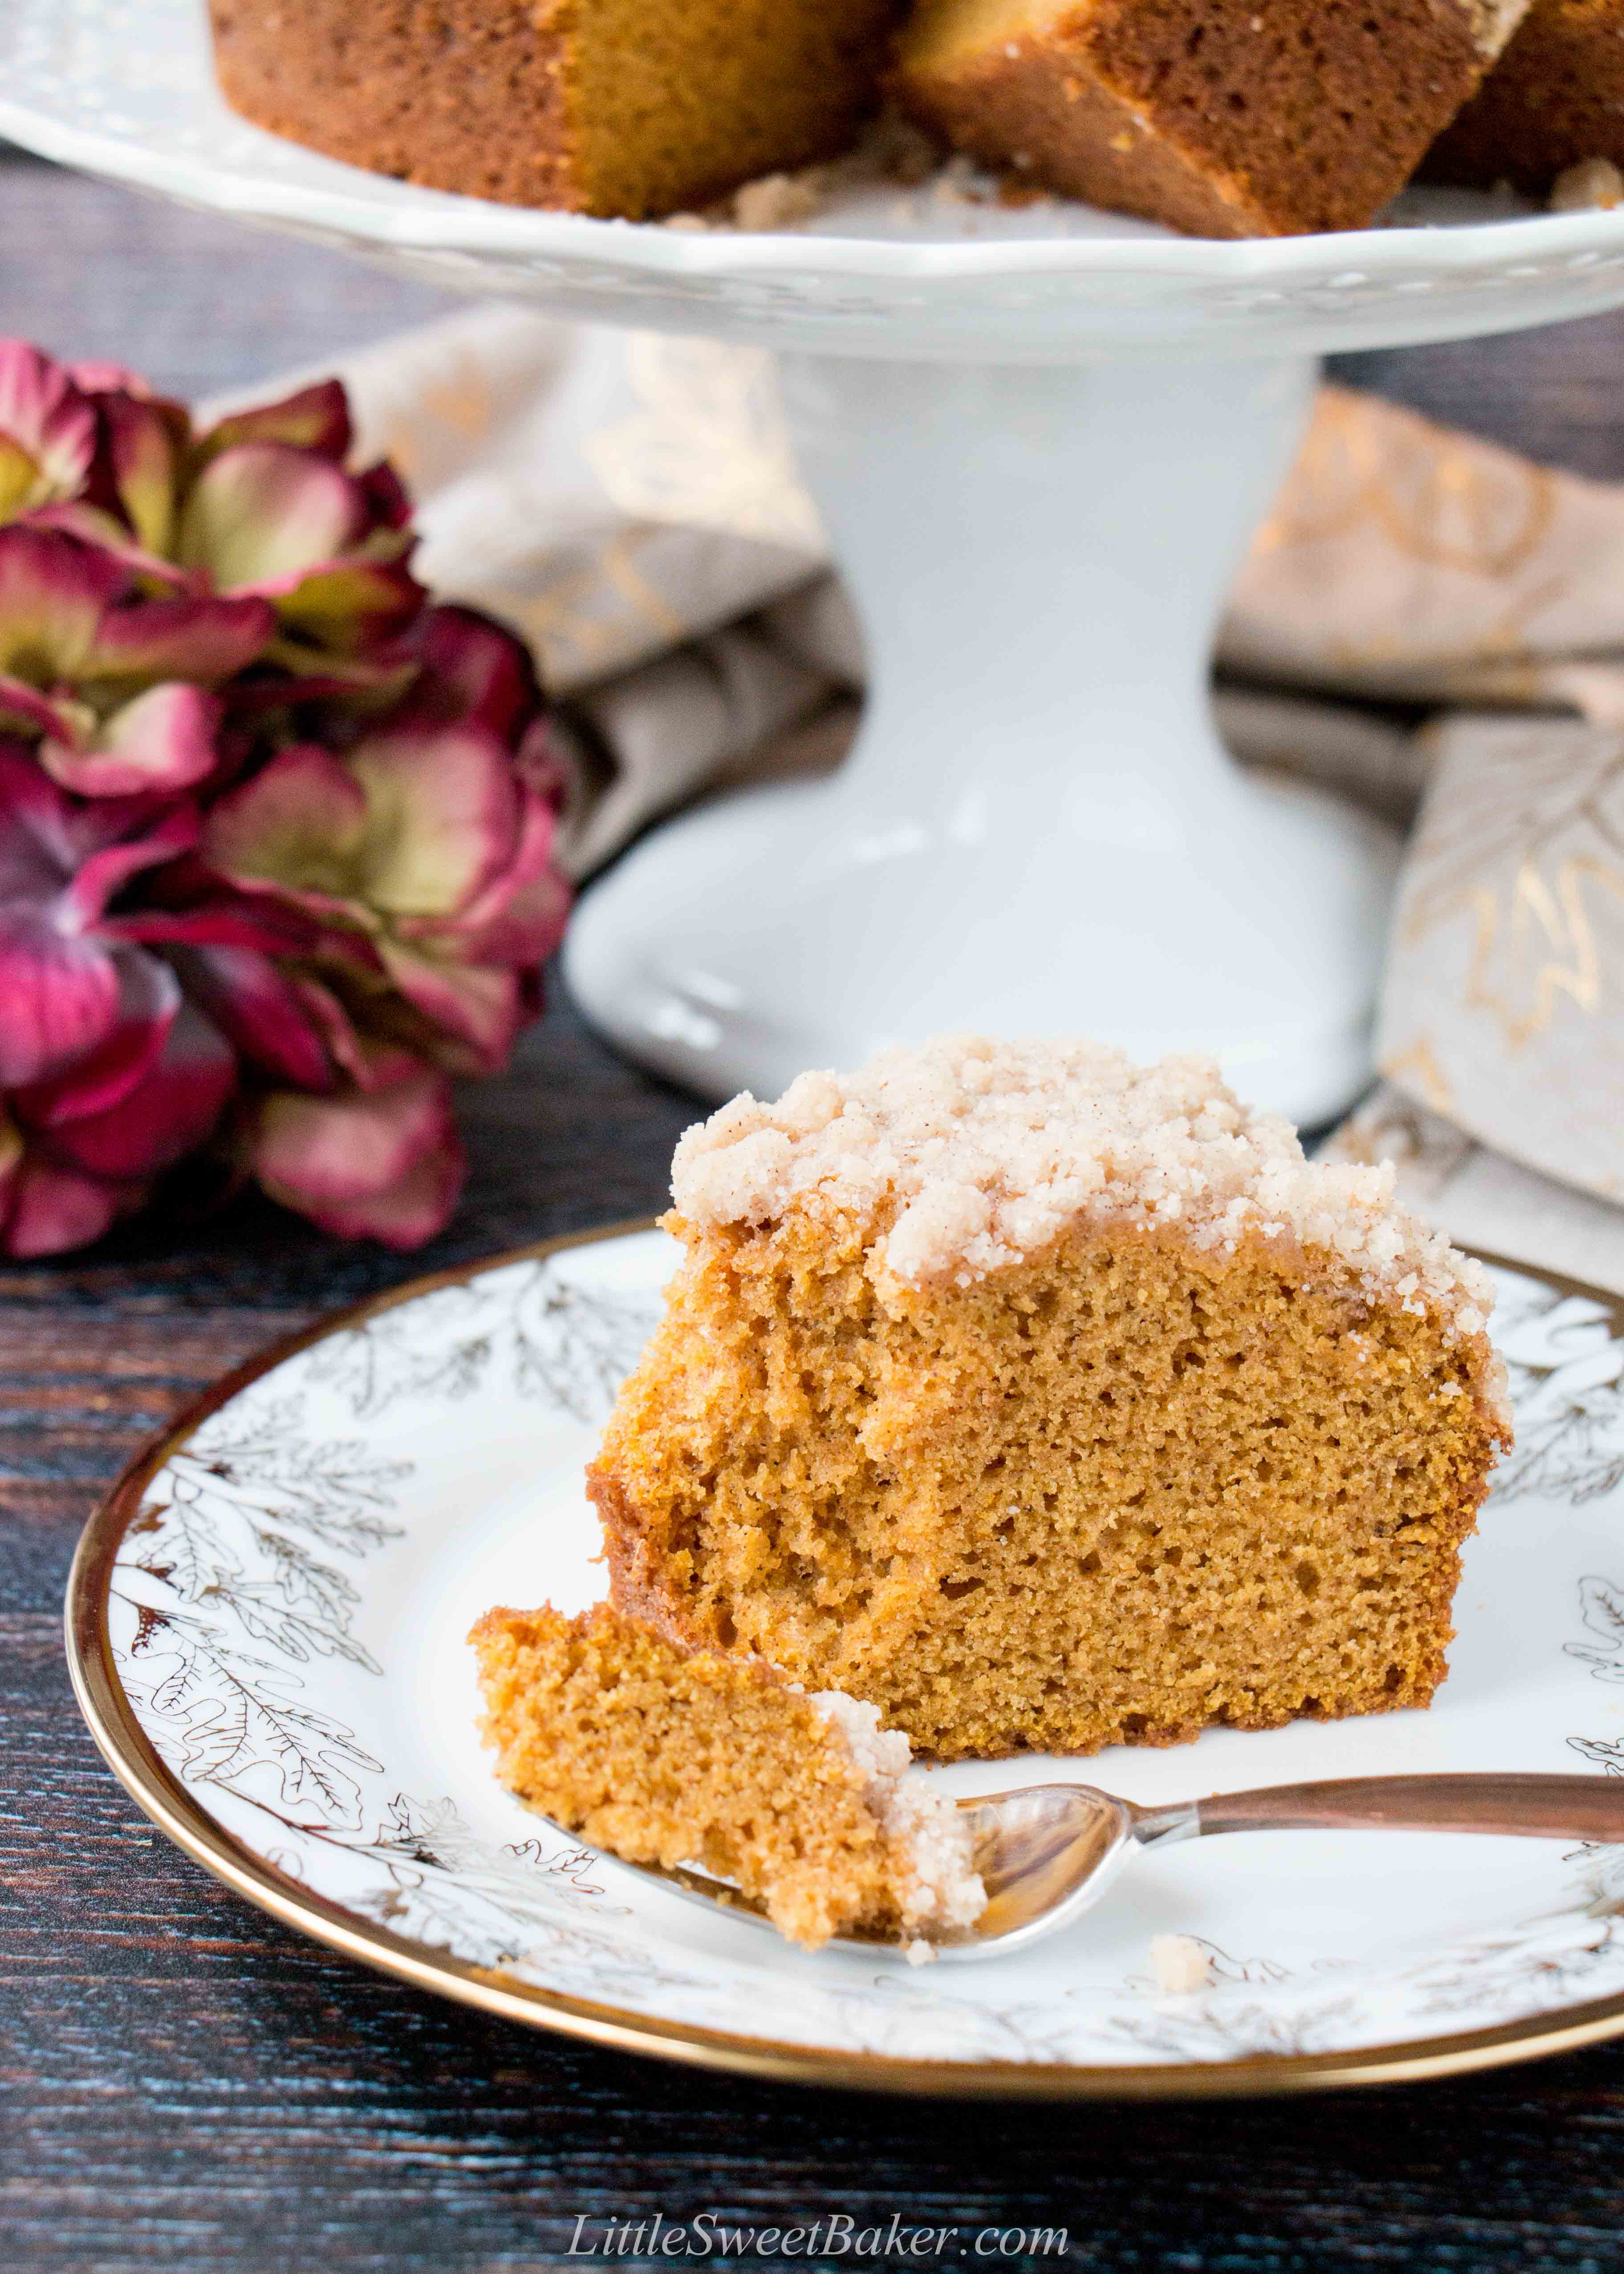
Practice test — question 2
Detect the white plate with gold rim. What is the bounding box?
[66,1218,1624,2098]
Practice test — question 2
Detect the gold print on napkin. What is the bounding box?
[584,334,825,553]
[1251,388,1555,573]
[1459,856,1624,1049]
[1381,719,1624,1205]
[1223,389,1598,704]
[494,529,691,687]
[1379,1036,1454,1114]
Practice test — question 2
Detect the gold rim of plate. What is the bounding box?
[64,1219,1624,2101]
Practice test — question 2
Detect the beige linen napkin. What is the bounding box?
[208,306,1624,1290]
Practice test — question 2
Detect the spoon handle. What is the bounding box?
[1135,1773,1624,1846]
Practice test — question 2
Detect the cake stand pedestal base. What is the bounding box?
[564,349,1400,1127]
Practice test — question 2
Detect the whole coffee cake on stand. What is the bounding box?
[590,1037,1510,1761]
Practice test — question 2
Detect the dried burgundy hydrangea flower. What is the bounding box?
[0,340,572,1257]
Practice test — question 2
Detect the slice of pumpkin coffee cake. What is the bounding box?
[590,1036,1510,1762]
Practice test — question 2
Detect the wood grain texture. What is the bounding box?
[6,138,1624,2273]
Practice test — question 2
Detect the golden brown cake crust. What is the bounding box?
[1426,2,1624,193]
[592,1207,1507,1764]
[894,0,1514,237]
[207,0,905,220]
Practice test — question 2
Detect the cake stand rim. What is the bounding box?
[64,1216,1624,2103]
[7,42,1624,298]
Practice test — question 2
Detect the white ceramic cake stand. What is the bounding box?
[11,2,1624,1123]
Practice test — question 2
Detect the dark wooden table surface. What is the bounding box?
[8,141,1624,2274]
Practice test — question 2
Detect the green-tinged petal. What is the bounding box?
[203,742,369,900]
[41,683,220,797]
[374,940,522,1073]
[0,672,83,743]
[102,393,182,556]
[271,540,423,657]
[176,442,367,589]
[24,501,195,593]
[191,379,351,469]
[0,341,97,518]
[86,592,276,687]
[0,438,43,522]
[346,726,517,919]
[0,524,126,684]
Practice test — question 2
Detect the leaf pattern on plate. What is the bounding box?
[306,1258,662,1427]
[1486,1281,1624,1505]
[122,1600,386,1831]
[1565,1577,1624,1684]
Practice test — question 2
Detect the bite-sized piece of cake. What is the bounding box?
[592,1037,1510,1763]
[470,1603,984,1951]
[1427,3,1624,197]
[893,0,1534,237]
[206,0,905,221]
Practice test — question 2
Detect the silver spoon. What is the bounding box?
[621,1773,1624,1961]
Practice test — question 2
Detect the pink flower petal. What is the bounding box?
[0,743,198,936]
[24,501,196,592]
[44,999,234,1180]
[515,714,574,813]
[347,725,519,918]
[171,942,335,1090]
[272,544,425,656]
[106,888,322,959]
[2,1157,123,1258]
[203,742,368,899]
[286,974,380,1089]
[89,591,275,686]
[0,523,127,683]
[0,341,97,516]
[356,459,412,531]
[398,603,539,738]
[68,359,150,394]
[65,800,199,929]
[0,743,181,894]
[0,901,122,1089]
[41,683,221,797]
[375,940,524,1073]
[418,784,571,968]
[177,443,369,591]
[253,1065,464,1248]
[97,392,187,554]
[0,672,77,742]
[11,945,179,1129]
[194,379,352,468]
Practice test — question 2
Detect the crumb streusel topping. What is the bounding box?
[670,1035,1497,1348]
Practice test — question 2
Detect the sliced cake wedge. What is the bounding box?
[591,1037,1510,1762]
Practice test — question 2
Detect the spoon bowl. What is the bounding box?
[612,1772,1624,1963]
